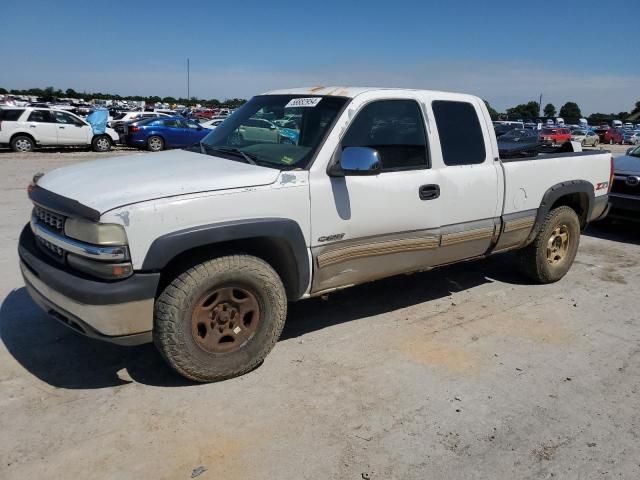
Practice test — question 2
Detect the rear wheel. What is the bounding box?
[11,135,35,153]
[518,206,581,283]
[154,255,287,382]
[147,135,164,151]
[91,135,112,152]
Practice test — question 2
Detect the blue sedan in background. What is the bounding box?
[123,116,210,151]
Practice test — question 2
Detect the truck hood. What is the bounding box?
[614,155,640,175]
[37,149,281,214]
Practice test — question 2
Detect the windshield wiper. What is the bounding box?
[200,144,258,165]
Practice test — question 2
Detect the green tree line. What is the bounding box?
[484,98,639,123]
[0,86,246,108]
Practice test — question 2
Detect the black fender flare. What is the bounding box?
[526,180,594,244]
[141,218,310,299]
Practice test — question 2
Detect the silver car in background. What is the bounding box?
[570,129,600,147]
[623,130,640,145]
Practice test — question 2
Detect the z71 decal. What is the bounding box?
[595,182,609,191]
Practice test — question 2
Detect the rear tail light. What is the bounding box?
[129,126,140,133]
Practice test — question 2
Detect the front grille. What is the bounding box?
[612,177,640,197]
[34,206,65,231]
[36,235,64,259]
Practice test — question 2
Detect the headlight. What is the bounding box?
[64,218,128,245]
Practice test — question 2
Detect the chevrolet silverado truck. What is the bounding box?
[19,87,612,382]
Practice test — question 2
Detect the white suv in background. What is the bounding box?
[0,107,119,152]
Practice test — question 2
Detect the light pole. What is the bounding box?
[539,94,543,118]
[187,58,190,103]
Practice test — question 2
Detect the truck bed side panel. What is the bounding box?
[500,152,611,216]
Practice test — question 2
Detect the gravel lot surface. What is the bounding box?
[1,146,638,480]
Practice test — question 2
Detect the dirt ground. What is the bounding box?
[0,146,638,480]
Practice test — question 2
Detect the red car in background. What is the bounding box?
[194,109,217,119]
[540,127,571,146]
[602,128,625,145]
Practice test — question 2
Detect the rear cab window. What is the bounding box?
[432,100,486,166]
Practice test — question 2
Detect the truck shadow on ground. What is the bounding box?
[583,220,640,246]
[0,254,528,390]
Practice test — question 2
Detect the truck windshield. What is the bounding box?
[197,95,348,169]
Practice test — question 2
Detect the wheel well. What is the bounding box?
[10,132,35,144]
[156,236,301,301]
[550,192,589,227]
[93,134,113,145]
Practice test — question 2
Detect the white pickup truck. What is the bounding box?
[19,87,612,382]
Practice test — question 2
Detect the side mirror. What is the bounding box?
[329,147,382,177]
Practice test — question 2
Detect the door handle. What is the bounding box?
[419,184,440,200]
[58,126,65,129]
[29,125,36,128]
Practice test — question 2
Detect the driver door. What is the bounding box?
[53,111,90,145]
[308,98,443,293]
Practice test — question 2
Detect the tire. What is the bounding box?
[91,135,112,152]
[154,255,287,382]
[518,206,581,284]
[147,135,164,152]
[593,140,599,147]
[580,139,586,147]
[11,135,35,153]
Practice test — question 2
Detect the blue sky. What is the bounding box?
[1,0,638,114]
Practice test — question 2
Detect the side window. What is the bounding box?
[0,109,25,121]
[185,120,200,129]
[342,99,428,171]
[53,112,77,124]
[163,119,179,128]
[27,110,53,123]
[432,100,486,166]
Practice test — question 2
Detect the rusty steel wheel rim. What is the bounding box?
[546,224,570,265]
[191,286,260,354]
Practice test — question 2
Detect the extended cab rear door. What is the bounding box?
[308,91,502,294]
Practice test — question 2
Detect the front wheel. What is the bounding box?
[92,135,112,152]
[518,206,581,283]
[154,255,287,382]
[147,135,164,152]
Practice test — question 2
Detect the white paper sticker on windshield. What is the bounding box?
[285,97,322,108]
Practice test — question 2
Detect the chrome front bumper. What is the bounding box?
[18,225,159,345]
